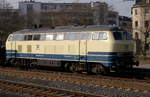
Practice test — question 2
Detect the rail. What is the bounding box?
[0,79,100,97]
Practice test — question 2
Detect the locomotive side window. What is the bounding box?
[99,32,107,40]
[79,33,91,40]
[56,34,64,40]
[64,33,80,40]
[33,34,41,40]
[92,32,107,40]
[27,35,33,40]
[64,32,92,40]
[13,34,24,41]
[46,34,53,40]
[92,32,99,40]
[40,34,46,40]
[24,35,33,41]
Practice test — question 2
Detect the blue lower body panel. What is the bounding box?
[6,50,134,67]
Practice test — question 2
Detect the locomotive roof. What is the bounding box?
[12,25,124,34]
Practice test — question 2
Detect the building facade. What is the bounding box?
[132,0,150,55]
[19,0,119,28]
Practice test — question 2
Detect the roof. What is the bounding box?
[132,4,150,8]
[12,25,123,34]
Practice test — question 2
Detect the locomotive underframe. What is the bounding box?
[6,54,138,74]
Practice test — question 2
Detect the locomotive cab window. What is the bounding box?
[123,31,132,40]
[113,31,122,40]
[8,35,13,41]
[113,31,132,40]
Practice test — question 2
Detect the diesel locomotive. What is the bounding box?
[5,26,139,73]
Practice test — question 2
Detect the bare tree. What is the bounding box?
[133,25,150,56]
[108,5,115,11]
[140,8,150,56]
[44,3,93,27]
[142,21,150,56]
[0,1,25,47]
[0,0,12,9]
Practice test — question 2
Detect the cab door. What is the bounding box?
[10,40,17,58]
[8,34,17,58]
[79,40,87,62]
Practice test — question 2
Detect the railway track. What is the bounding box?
[1,66,150,83]
[0,79,100,97]
[1,66,150,84]
[0,67,149,93]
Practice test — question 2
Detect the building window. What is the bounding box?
[145,9,150,15]
[41,5,48,10]
[135,32,139,39]
[145,20,149,28]
[135,21,138,27]
[52,5,57,9]
[135,9,138,15]
[27,4,33,13]
[146,0,150,3]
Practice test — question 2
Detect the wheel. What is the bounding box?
[69,64,77,73]
[91,64,106,74]
[29,63,36,69]
[64,63,70,71]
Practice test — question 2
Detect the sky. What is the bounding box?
[6,0,135,17]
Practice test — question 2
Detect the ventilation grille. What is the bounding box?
[18,45,22,52]
[27,45,32,52]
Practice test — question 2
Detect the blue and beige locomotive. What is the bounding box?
[6,26,139,73]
